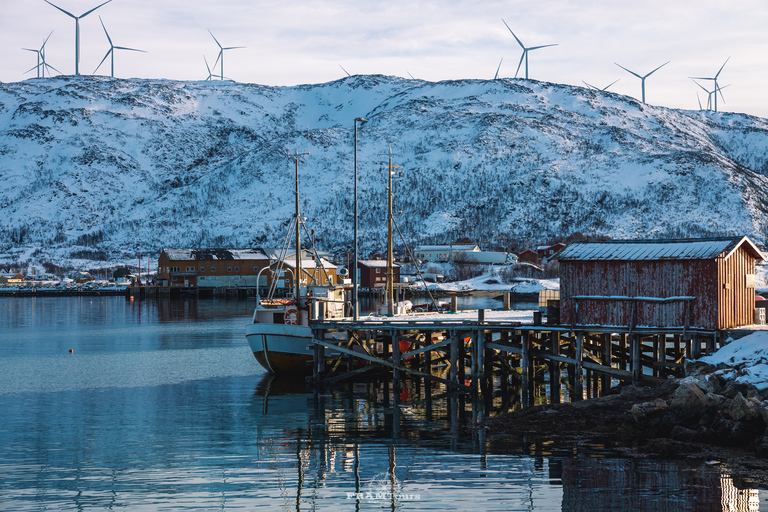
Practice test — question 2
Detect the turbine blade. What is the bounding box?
[689,76,714,81]
[339,64,350,76]
[615,63,642,79]
[715,56,730,78]
[204,54,211,73]
[603,78,620,91]
[222,46,245,50]
[208,29,222,49]
[528,43,558,51]
[99,16,113,45]
[114,46,146,53]
[24,64,41,74]
[43,0,76,19]
[691,79,710,94]
[501,19,525,49]
[582,80,597,90]
[22,48,38,53]
[494,57,503,79]
[696,92,702,110]
[514,53,525,78]
[644,61,670,78]
[408,72,415,79]
[44,63,63,75]
[80,0,113,19]
[42,30,55,48]
[94,49,111,73]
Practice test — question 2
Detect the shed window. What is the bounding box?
[234,266,240,272]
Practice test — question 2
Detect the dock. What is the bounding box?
[308,308,724,403]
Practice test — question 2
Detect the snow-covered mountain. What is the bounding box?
[2,74,768,268]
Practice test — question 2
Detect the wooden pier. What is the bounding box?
[309,310,722,402]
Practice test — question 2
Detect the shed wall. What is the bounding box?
[560,259,719,329]
[717,245,756,328]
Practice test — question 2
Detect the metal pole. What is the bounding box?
[353,117,367,320]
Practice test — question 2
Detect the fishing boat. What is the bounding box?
[245,150,350,375]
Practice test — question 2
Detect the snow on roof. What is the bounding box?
[415,245,479,251]
[164,248,269,261]
[359,260,400,268]
[557,237,764,262]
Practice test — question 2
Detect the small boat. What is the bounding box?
[245,149,350,375]
[245,281,349,374]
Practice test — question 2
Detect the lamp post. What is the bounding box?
[353,117,368,320]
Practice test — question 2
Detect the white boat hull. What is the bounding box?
[246,322,314,374]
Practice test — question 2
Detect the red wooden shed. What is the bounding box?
[557,237,765,330]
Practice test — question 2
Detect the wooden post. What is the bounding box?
[521,330,530,406]
[449,331,459,385]
[314,329,326,383]
[692,334,701,359]
[632,334,642,382]
[601,333,612,391]
[392,330,401,388]
[573,332,583,401]
[549,331,561,403]
[423,332,433,375]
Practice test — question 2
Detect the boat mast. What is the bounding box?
[386,150,402,315]
[289,146,309,301]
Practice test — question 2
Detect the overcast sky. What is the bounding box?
[2,0,767,117]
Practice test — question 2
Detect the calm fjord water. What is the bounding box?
[0,296,763,511]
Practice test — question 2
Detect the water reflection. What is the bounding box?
[251,374,761,512]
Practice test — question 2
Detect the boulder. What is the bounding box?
[631,398,669,427]
[669,382,714,422]
[728,392,762,422]
[684,360,716,378]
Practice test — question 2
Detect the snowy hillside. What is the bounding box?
[2,74,768,268]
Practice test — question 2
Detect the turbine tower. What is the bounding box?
[501,19,558,80]
[208,30,244,80]
[582,78,620,91]
[94,17,145,77]
[24,31,61,78]
[614,61,669,103]
[690,58,730,113]
[43,0,113,75]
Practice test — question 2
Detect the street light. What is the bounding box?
[353,117,368,320]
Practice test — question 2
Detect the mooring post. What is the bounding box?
[573,332,583,401]
[632,334,642,382]
[692,334,702,359]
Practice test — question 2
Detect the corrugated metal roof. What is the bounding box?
[359,260,400,268]
[557,237,763,261]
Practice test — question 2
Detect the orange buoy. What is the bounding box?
[69,349,73,354]
[130,296,134,301]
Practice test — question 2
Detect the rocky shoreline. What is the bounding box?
[483,359,768,487]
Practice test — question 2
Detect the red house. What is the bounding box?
[358,260,400,289]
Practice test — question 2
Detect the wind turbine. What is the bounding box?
[691,79,729,112]
[690,58,729,113]
[208,30,244,80]
[614,61,669,103]
[501,19,558,80]
[24,31,61,78]
[494,58,503,79]
[203,54,218,81]
[582,78,620,91]
[94,16,145,77]
[43,0,113,75]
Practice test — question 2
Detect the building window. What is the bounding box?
[253,266,258,272]
[186,266,195,272]
[227,267,232,272]
[234,266,239,272]
[171,266,180,272]
[200,267,205,272]
[376,268,380,274]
